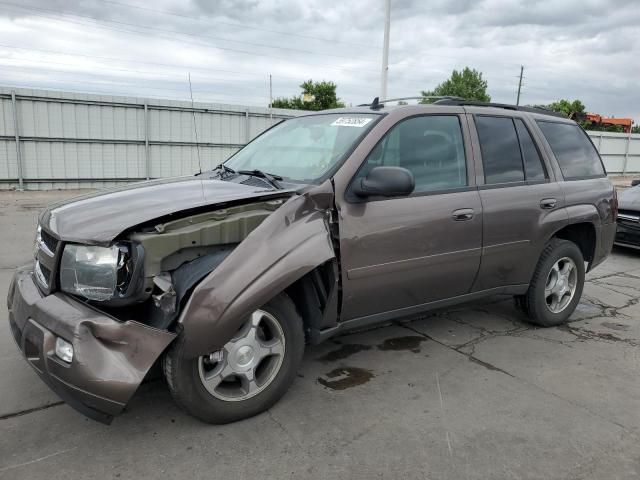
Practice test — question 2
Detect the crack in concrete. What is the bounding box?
[396,320,639,438]
[398,323,515,378]
[0,401,65,421]
[558,324,640,348]
[0,447,78,474]
[266,409,308,455]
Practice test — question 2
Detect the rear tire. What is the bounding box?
[163,293,304,424]
[520,238,585,327]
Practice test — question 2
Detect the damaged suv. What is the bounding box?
[8,99,616,424]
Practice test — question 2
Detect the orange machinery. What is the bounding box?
[584,113,633,133]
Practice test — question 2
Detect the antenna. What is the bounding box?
[188,72,203,175]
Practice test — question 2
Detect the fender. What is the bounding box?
[177,180,336,357]
[560,203,603,228]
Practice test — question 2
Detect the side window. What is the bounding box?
[514,119,546,181]
[358,115,467,193]
[475,116,524,184]
[537,121,605,179]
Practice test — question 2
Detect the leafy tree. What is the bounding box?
[546,99,586,120]
[421,67,490,103]
[631,124,640,134]
[272,80,345,111]
[545,99,627,132]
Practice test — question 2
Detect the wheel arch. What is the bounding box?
[546,203,601,268]
[551,222,597,266]
[176,181,337,358]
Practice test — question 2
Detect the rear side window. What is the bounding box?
[537,121,605,179]
[475,116,524,184]
[514,119,546,181]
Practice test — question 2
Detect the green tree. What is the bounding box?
[421,67,491,103]
[271,79,345,111]
[546,99,586,120]
[631,124,640,134]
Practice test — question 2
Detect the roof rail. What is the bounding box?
[432,99,566,118]
[381,95,464,103]
[358,95,465,109]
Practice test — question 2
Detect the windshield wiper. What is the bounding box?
[237,169,283,189]
[197,163,236,177]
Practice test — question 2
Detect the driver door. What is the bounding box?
[335,113,483,321]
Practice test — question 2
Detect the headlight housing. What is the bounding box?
[60,244,132,301]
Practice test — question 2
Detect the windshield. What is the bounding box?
[224,113,379,183]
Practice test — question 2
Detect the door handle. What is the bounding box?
[540,198,557,209]
[452,208,474,221]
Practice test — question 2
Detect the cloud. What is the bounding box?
[0,0,637,122]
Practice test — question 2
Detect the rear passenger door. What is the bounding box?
[469,114,565,291]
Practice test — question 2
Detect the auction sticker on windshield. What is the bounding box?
[331,117,373,127]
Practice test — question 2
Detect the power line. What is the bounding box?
[0,3,380,76]
[94,0,382,51]
[0,1,374,64]
[0,57,302,91]
[0,44,330,83]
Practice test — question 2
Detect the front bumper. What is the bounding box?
[615,219,640,250]
[7,267,176,424]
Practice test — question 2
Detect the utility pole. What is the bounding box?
[516,65,524,106]
[380,0,391,101]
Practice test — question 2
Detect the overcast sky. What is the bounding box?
[0,0,638,122]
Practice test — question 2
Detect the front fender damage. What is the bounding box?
[178,181,337,357]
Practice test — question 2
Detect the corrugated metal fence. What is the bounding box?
[587,130,640,175]
[0,87,303,190]
[1,87,638,190]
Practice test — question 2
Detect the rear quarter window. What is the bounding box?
[536,121,605,179]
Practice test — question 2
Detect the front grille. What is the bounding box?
[34,225,61,293]
[34,261,51,288]
[40,228,59,254]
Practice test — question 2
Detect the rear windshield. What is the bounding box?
[536,121,605,179]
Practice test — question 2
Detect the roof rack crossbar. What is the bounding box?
[358,95,465,108]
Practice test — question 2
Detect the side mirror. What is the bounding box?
[631,180,640,187]
[352,166,415,198]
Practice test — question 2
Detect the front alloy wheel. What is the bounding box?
[198,310,285,401]
[164,293,304,424]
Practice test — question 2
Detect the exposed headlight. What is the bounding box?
[60,244,130,301]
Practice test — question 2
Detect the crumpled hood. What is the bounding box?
[40,176,295,244]
[619,186,640,211]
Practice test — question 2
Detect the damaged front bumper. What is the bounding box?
[7,267,176,424]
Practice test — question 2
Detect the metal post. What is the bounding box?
[623,129,631,175]
[380,0,391,100]
[144,102,150,180]
[11,90,23,191]
[245,109,250,143]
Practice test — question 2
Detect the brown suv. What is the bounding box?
[7,99,617,424]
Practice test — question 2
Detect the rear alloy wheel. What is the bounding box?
[164,293,304,424]
[519,238,585,327]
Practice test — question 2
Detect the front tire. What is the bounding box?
[519,238,585,327]
[163,293,304,424]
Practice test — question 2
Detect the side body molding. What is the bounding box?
[178,181,337,357]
